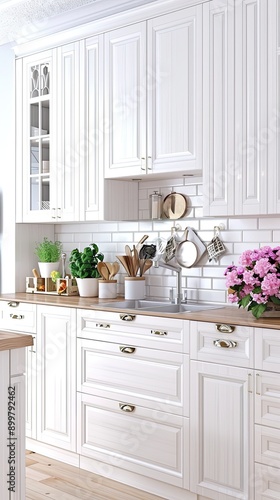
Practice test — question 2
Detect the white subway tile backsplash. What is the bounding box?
[242,230,272,242]
[55,182,280,306]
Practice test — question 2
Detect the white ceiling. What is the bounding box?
[0,0,157,46]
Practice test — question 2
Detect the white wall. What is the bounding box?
[0,44,16,293]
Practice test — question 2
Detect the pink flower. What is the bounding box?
[243,270,259,286]
[228,293,239,303]
[251,293,267,304]
[261,273,280,297]
[225,269,243,287]
[254,258,276,278]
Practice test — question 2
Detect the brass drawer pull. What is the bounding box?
[216,324,235,333]
[119,314,136,321]
[7,302,19,308]
[213,339,237,349]
[95,323,110,328]
[151,329,167,336]
[119,403,135,413]
[119,346,136,354]
[10,314,24,320]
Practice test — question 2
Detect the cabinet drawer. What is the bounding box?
[190,320,253,367]
[0,301,36,333]
[77,392,189,488]
[255,328,280,372]
[255,424,280,469]
[255,463,280,500]
[255,371,280,430]
[77,338,189,416]
[77,309,188,353]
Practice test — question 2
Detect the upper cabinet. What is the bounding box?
[203,0,235,216]
[203,0,272,217]
[234,0,268,216]
[104,6,203,179]
[17,44,80,223]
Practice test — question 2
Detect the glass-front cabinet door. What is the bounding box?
[20,51,54,222]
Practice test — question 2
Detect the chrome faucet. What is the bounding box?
[153,261,182,305]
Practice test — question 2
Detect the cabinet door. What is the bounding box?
[203,0,234,216]
[235,0,268,215]
[147,5,202,175]
[77,392,189,489]
[55,42,80,221]
[20,50,54,222]
[267,0,280,213]
[36,305,76,451]
[190,361,254,500]
[80,35,104,221]
[104,22,147,178]
[77,338,189,416]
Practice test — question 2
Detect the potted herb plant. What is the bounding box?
[69,243,104,297]
[35,237,62,278]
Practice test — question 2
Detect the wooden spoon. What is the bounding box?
[106,262,114,279]
[110,261,120,279]
[141,259,153,275]
[116,256,131,276]
[125,245,132,257]
[132,245,140,276]
[97,262,109,280]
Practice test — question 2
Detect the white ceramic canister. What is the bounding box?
[124,276,145,300]
[98,279,117,299]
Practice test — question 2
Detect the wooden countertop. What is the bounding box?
[0,331,33,352]
[0,292,280,330]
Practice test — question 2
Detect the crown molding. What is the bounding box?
[13,0,207,57]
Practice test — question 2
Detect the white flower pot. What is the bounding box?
[76,278,99,297]
[38,261,60,278]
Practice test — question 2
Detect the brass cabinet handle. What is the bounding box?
[216,324,235,333]
[7,302,19,308]
[151,329,167,336]
[119,346,136,354]
[119,314,136,321]
[213,339,237,348]
[10,314,24,320]
[95,323,110,328]
[119,403,135,412]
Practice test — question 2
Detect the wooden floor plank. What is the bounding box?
[26,451,166,500]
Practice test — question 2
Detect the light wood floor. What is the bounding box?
[26,450,166,500]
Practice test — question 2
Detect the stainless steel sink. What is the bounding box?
[93,300,223,313]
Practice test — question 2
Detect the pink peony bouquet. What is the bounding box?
[224,246,280,319]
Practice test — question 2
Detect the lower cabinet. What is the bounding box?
[36,305,76,451]
[190,360,254,500]
[77,392,189,488]
[76,311,190,490]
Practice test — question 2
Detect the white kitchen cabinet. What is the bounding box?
[203,0,269,217]
[17,43,80,223]
[77,337,189,416]
[255,463,280,500]
[104,5,203,179]
[235,0,268,216]
[0,348,27,500]
[36,305,76,451]
[0,301,37,439]
[77,309,190,489]
[53,42,80,221]
[190,320,254,368]
[267,0,280,213]
[77,392,189,488]
[203,0,235,216]
[190,360,254,500]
